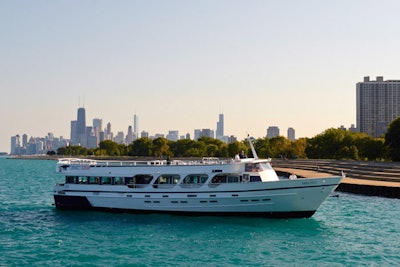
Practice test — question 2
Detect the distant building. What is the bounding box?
[194,129,202,140]
[76,107,87,147]
[10,135,20,155]
[349,124,357,133]
[357,76,400,137]
[134,114,139,140]
[22,134,28,148]
[203,129,214,138]
[85,126,98,149]
[267,126,280,138]
[126,126,134,144]
[114,131,125,144]
[287,127,295,141]
[93,118,103,140]
[106,122,112,140]
[166,130,179,141]
[195,129,214,139]
[154,133,164,139]
[99,131,105,142]
[70,120,77,144]
[141,131,149,138]
[228,135,237,143]
[216,113,224,139]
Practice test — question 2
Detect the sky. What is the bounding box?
[1,0,400,153]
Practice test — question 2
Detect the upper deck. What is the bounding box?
[55,157,277,181]
[56,157,272,169]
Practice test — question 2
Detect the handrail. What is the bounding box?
[57,158,237,167]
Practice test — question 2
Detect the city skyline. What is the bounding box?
[3,1,400,152]
[9,107,304,154]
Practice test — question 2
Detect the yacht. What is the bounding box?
[53,139,342,218]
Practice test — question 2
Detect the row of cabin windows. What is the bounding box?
[65,173,262,185]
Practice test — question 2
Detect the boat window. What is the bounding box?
[211,174,241,184]
[155,174,180,185]
[245,162,271,172]
[250,176,262,182]
[211,174,226,184]
[227,175,240,183]
[114,177,125,185]
[78,176,88,184]
[245,163,263,172]
[65,176,75,184]
[101,177,112,185]
[125,177,133,185]
[133,174,153,184]
[183,174,208,184]
[89,177,100,184]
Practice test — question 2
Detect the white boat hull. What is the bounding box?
[54,176,341,218]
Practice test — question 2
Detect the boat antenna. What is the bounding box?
[247,134,259,160]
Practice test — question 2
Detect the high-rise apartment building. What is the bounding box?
[287,127,295,141]
[267,126,280,138]
[356,76,400,137]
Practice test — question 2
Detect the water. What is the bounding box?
[0,158,399,266]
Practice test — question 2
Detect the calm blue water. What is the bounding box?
[0,157,399,267]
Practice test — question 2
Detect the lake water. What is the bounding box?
[0,157,399,266]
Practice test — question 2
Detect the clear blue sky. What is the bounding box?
[1,0,400,153]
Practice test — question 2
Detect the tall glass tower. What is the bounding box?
[216,113,224,139]
[134,114,139,140]
[76,107,87,147]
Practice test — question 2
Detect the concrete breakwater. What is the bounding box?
[273,159,400,199]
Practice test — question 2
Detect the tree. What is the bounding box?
[385,117,400,161]
[98,140,120,156]
[131,137,153,156]
[269,136,292,159]
[227,141,247,158]
[306,128,346,159]
[172,139,196,157]
[152,137,171,157]
[206,144,218,157]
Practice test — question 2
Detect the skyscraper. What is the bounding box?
[70,120,77,144]
[106,122,112,140]
[267,126,280,138]
[216,113,224,139]
[126,126,134,144]
[356,76,400,137]
[287,127,295,141]
[134,114,139,140]
[93,118,103,138]
[76,107,86,146]
[10,135,20,155]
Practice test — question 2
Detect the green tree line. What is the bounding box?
[54,117,400,161]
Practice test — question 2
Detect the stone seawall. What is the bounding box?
[273,159,400,199]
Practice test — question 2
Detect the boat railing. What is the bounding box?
[57,158,236,168]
